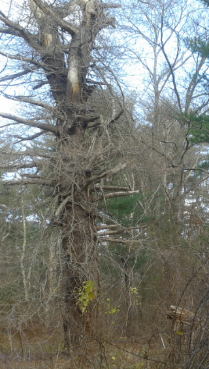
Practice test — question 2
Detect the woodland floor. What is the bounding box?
[0,338,166,369]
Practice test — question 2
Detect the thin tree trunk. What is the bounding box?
[21,198,29,302]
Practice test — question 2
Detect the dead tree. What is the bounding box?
[167,305,203,357]
[0,0,140,349]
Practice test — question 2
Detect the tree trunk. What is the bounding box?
[58,136,99,346]
[61,202,99,347]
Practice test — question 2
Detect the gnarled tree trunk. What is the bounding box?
[26,0,118,348]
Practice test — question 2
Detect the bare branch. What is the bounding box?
[101,190,140,200]
[83,162,127,189]
[0,50,48,69]
[0,162,43,170]
[0,67,38,83]
[102,4,121,8]
[170,165,209,175]
[55,195,71,217]
[0,27,27,37]
[94,185,130,191]
[3,178,56,186]
[33,81,49,90]
[96,224,118,230]
[31,0,78,36]
[3,94,55,112]
[108,109,124,126]
[0,150,53,158]
[185,57,207,112]
[97,229,125,236]
[13,130,46,143]
[160,8,182,113]
[0,112,57,134]
[98,237,140,245]
[0,12,41,50]
[78,114,100,126]
[86,79,107,85]
[88,110,124,129]
[97,225,146,236]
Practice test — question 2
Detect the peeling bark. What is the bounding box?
[67,56,80,101]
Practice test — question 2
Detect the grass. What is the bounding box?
[0,334,168,369]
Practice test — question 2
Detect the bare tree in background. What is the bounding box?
[122,0,209,225]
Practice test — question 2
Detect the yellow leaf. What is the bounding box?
[112,356,115,360]
[89,293,95,300]
[176,331,183,336]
